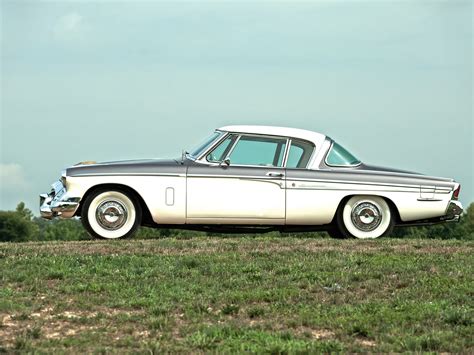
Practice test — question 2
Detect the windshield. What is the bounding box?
[188,131,224,158]
[326,141,361,166]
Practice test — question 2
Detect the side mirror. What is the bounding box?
[220,158,230,167]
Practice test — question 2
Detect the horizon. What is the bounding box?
[1,0,472,212]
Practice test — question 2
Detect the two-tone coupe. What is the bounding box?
[40,125,463,239]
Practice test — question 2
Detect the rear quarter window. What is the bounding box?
[326,142,360,166]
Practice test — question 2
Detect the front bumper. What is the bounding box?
[40,181,81,220]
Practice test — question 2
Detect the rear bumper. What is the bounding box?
[40,182,81,219]
[444,200,463,222]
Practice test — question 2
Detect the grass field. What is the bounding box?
[0,237,473,353]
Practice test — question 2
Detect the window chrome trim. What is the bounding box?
[282,139,292,168]
[189,130,225,160]
[223,134,242,161]
[205,134,238,164]
[224,134,289,168]
[197,131,317,169]
[324,141,362,168]
[211,163,286,170]
[284,138,316,170]
[195,130,230,161]
[197,132,290,169]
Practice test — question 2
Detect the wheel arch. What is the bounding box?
[75,183,154,225]
[331,193,402,224]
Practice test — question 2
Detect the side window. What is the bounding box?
[228,135,287,167]
[206,135,236,162]
[286,140,314,168]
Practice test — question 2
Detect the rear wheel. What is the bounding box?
[81,189,142,239]
[335,195,394,239]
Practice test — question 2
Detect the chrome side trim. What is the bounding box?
[187,173,422,190]
[187,170,453,192]
[70,173,186,178]
[186,173,446,193]
[287,177,451,190]
[246,178,284,188]
[293,187,418,193]
[187,174,283,180]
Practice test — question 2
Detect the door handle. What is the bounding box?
[266,172,285,178]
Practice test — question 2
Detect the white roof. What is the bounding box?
[218,125,327,148]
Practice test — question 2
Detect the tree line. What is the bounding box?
[0,202,472,242]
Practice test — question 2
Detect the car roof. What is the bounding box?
[218,125,327,147]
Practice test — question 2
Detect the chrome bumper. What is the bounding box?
[40,181,81,220]
[444,200,463,222]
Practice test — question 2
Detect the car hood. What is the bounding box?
[66,158,185,177]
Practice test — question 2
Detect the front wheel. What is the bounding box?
[81,189,142,239]
[335,195,394,239]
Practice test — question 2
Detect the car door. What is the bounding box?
[284,139,328,225]
[186,134,287,224]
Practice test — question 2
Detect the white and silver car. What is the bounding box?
[40,125,463,239]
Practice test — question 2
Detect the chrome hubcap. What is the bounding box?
[351,202,382,232]
[96,200,128,230]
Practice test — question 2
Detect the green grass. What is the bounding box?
[0,237,473,353]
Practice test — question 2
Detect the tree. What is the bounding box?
[16,202,34,220]
[38,218,89,241]
[458,202,474,240]
[0,202,39,242]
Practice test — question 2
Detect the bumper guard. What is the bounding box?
[40,181,81,219]
[444,200,463,222]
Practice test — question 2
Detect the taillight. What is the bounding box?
[453,185,461,200]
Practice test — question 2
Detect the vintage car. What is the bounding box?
[40,125,463,239]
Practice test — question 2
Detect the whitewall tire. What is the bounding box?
[81,189,142,239]
[335,195,394,239]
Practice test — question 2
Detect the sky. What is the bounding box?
[0,0,472,213]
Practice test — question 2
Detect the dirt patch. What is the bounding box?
[242,314,336,340]
[288,326,335,340]
[309,329,335,339]
[357,338,377,347]
[42,321,99,339]
[0,306,147,349]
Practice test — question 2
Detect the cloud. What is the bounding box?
[53,12,85,40]
[0,163,28,190]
